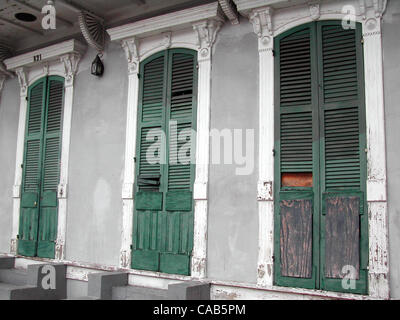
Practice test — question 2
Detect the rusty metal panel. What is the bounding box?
[325,196,360,279]
[280,199,313,278]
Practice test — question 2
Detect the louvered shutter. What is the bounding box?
[161,50,197,275]
[319,21,368,294]
[18,78,46,257]
[274,24,318,289]
[274,21,368,295]
[132,52,167,272]
[132,49,197,276]
[37,76,64,258]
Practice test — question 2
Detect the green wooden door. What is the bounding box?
[132,49,197,275]
[274,21,368,294]
[18,76,64,259]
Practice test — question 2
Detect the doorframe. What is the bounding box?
[4,40,86,261]
[235,0,389,299]
[106,2,225,278]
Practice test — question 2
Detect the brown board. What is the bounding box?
[325,196,360,279]
[280,199,313,278]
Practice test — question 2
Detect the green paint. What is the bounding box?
[274,21,368,294]
[132,48,198,275]
[18,76,64,259]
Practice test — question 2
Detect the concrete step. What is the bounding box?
[0,269,28,286]
[0,258,67,300]
[112,285,168,300]
[0,257,15,269]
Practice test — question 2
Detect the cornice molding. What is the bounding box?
[107,2,225,41]
[4,40,87,71]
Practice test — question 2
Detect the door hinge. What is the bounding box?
[25,97,28,101]
[361,37,364,45]
[272,50,275,57]
[130,245,133,250]
[134,157,137,163]
[20,164,23,169]
[137,73,141,79]
[16,235,20,239]
[196,63,199,70]
[272,255,275,262]
[272,149,276,157]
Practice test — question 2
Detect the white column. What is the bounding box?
[249,6,275,287]
[55,53,81,260]
[119,37,140,268]
[361,3,389,299]
[10,68,28,254]
[191,19,223,279]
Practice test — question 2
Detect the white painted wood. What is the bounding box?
[119,38,140,267]
[6,41,86,260]
[4,40,86,70]
[110,3,224,278]
[238,0,390,298]
[107,2,223,41]
[247,6,276,287]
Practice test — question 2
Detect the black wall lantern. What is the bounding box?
[91,54,104,77]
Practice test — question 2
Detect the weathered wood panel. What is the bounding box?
[280,199,313,278]
[325,196,360,279]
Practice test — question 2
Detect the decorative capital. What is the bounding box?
[359,0,387,37]
[359,0,387,22]
[121,37,139,75]
[16,67,27,96]
[193,18,223,61]
[249,7,273,51]
[60,53,81,87]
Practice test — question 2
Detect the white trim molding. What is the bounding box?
[106,2,225,279]
[235,0,390,299]
[4,39,86,261]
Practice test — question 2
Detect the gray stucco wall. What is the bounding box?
[207,20,259,283]
[0,78,19,254]
[65,42,127,266]
[383,0,400,300]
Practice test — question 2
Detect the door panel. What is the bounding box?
[18,76,64,259]
[274,21,368,294]
[132,49,197,276]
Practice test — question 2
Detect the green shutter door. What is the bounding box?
[18,76,64,259]
[274,23,319,289]
[132,49,197,276]
[318,21,368,294]
[274,21,368,294]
